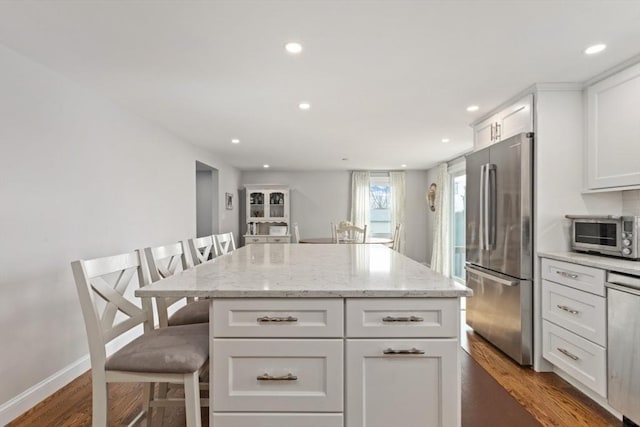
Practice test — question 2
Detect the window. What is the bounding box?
[369,175,391,237]
[450,168,466,282]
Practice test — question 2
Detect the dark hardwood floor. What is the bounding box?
[9,325,621,427]
[462,324,620,427]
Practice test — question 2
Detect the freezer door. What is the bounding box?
[465,264,532,365]
[489,133,533,279]
[465,148,491,268]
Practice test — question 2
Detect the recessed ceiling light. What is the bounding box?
[442,138,450,143]
[584,43,606,55]
[466,105,479,112]
[231,139,240,144]
[285,42,303,54]
[342,158,348,161]
[401,164,407,168]
[298,102,311,110]
[263,164,270,168]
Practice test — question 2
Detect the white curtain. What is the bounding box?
[431,164,451,276]
[389,171,406,253]
[350,171,370,228]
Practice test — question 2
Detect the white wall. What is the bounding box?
[240,170,431,263]
[0,44,241,422]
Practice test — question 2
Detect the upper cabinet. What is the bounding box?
[473,94,533,151]
[246,185,290,222]
[585,62,640,191]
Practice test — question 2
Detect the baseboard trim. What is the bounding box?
[0,327,141,424]
[0,355,90,425]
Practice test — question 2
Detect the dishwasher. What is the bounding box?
[607,272,640,426]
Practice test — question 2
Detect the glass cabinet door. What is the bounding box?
[268,191,286,219]
[249,191,265,219]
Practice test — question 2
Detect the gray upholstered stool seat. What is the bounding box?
[168,299,209,327]
[105,323,209,374]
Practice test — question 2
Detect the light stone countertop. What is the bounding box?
[136,244,472,298]
[538,251,640,276]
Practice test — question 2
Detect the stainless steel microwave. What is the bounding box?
[566,215,640,260]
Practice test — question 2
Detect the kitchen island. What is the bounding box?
[136,244,471,427]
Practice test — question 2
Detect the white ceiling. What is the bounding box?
[1,1,640,171]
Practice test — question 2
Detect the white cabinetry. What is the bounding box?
[585,62,640,190]
[540,258,607,397]
[244,185,290,245]
[345,298,460,427]
[211,297,461,427]
[473,94,533,151]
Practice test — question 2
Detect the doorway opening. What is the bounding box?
[195,161,219,238]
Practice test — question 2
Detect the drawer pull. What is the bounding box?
[556,305,579,315]
[557,347,580,361]
[382,315,424,322]
[257,373,298,381]
[383,347,425,355]
[556,270,579,279]
[257,316,298,323]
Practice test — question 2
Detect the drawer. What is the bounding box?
[212,413,343,427]
[346,298,458,338]
[541,258,606,296]
[245,236,268,244]
[212,339,343,412]
[212,299,343,338]
[542,280,606,346]
[542,320,606,397]
[267,236,290,243]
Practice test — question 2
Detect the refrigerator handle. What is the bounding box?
[465,265,519,287]
[479,164,486,250]
[487,164,497,249]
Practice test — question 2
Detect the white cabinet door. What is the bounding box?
[541,280,606,346]
[213,339,343,412]
[499,94,533,141]
[474,115,496,151]
[586,62,640,190]
[346,339,459,427]
[473,94,532,151]
[266,190,289,220]
[346,298,458,338]
[542,320,606,397]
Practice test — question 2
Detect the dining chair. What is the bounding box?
[292,223,300,244]
[142,242,209,328]
[334,224,367,243]
[392,223,403,251]
[71,251,208,427]
[187,235,219,266]
[215,232,236,255]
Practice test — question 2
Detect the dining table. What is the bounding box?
[135,243,471,427]
[299,236,393,244]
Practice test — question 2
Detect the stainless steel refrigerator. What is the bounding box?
[465,132,533,365]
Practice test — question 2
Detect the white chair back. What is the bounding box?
[71,251,152,367]
[188,235,219,266]
[215,232,236,255]
[334,224,367,244]
[142,242,190,328]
